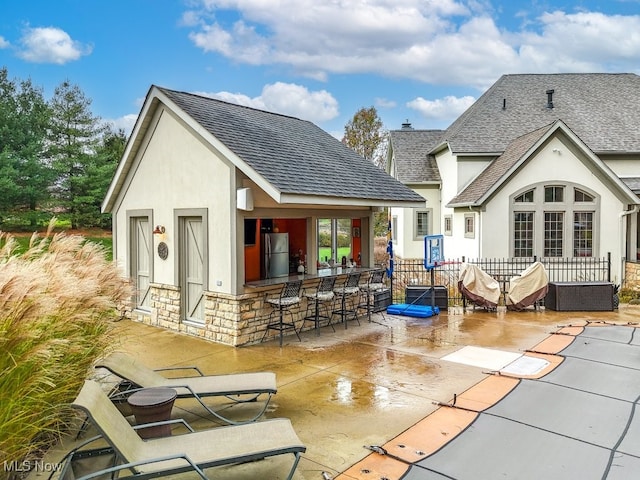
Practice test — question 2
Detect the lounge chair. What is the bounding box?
[95,352,276,425]
[56,380,305,480]
[506,261,549,311]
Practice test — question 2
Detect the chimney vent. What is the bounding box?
[546,89,555,109]
[401,120,413,130]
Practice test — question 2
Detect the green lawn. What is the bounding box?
[2,235,113,261]
[318,247,353,263]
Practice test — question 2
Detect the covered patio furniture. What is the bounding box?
[57,380,305,480]
[95,352,276,425]
[506,261,549,311]
[458,263,501,310]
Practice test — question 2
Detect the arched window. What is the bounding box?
[511,182,599,258]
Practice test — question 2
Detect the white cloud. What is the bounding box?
[517,11,640,72]
[17,27,92,64]
[182,1,640,90]
[407,95,476,124]
[196,82,339,123]
[104,114,139,136]
[375,97,397,108]
[0,36,9,49]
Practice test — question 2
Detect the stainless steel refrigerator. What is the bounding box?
[263,232,289,278]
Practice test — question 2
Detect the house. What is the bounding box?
[388,73,640,285]
[102,86,425,345]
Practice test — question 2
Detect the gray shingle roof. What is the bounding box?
[158,87,424,204]
[442,73,640,154]
[448,124,553,206]
[622,177,640,194]
[389,129,443,183]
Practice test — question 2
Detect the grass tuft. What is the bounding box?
[0,221,131,474]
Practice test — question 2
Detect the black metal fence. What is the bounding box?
[390,254,611,306]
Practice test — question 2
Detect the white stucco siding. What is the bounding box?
[392,185,440,258]
[478,137,626,280]
[113,107,233,292]
[601,158,640,178]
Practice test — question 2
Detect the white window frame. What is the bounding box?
[444,214,452,236]
[464,213,475,239]
[413,209,432,240]
[510,182,599,258]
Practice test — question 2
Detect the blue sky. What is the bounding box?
[1,0,639,138]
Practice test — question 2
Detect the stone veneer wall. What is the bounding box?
[624,261,640,290]
[132,282,319,346]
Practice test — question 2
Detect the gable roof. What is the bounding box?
[448,120,639,208]
[388,128,443,183]
[440,73,640,155]
[103,86,425,212]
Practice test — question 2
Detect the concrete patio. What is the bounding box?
[40,304,640,479]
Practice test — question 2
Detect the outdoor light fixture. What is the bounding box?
[153,225,165,235]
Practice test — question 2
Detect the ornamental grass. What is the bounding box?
[0,224,131,475]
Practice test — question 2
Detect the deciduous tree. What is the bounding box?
[342,106,389,235]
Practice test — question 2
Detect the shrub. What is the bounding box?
[0,224,131,475]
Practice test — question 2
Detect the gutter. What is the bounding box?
[619,206,639,285]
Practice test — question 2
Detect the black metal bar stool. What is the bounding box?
[331,272,361,329]
[358,269,387,322]
[262,280,303,346]
[300,276,336,335]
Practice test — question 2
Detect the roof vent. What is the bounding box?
[401,120,414,130]
[546,89,555,109]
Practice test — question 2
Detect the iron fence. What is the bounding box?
[389,254,611,306]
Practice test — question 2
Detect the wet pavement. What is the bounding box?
[43,304,640,479]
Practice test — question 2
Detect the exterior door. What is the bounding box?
[181,217,205,323]
[131,216,151,310]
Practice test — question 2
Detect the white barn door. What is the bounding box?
[181,217,205,323]
[131,216,151,310]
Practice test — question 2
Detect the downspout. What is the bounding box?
[619,205,639,286]
[470,205,481,258]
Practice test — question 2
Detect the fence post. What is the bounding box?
[607,252,611,282]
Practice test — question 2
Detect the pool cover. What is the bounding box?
[339,323,640,480]
[404,324,640,479]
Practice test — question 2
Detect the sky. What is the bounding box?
[1,0,640,139]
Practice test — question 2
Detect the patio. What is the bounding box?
[41,304,640,479]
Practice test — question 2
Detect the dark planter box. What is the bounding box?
[405,285,448,310]
[373,289,392,312]
[545,282,614,311]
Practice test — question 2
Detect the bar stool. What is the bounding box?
[358,269,387,322]
[262,280,303,346]
[300,276,337,335]
[331,272,361,329]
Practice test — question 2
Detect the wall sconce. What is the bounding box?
[153,225,165,235]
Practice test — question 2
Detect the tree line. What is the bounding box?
[0,67,125,230]
[1,65,391,234]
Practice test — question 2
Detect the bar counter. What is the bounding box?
[244,266,376,289]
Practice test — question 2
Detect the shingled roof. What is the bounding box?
[441,73,640,155]
[388,128,443,183]
[448,124,553,207]
[157,87,425,204]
